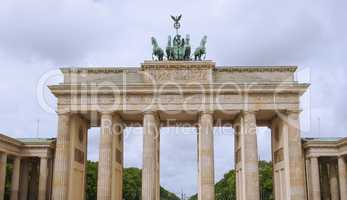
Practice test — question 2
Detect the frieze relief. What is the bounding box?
[142,69,211,83]
[58,93,299,108]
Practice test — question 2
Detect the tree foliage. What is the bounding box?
[189,160,273,200]
[86,160,98,200]
[86,161,179,200]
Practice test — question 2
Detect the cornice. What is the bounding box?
[141,60,216,69]
[215,66,297,73]
[60,67,138,74]
[60,65,298,73]
[0,133,24,147]
[49,83,309,96]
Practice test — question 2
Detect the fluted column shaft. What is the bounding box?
[284,111,306,200]
[0,153,7,200]
[10,157,21,200]
[338,157,347,200]
[240,111,259,200]
[52,113,71,200]
[142,112,160,200]
[38,158,48,200]
[97,112,113,200]
[310,157,321,200]
[198,112,215,200]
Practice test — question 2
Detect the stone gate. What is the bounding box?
[48,60,309,200]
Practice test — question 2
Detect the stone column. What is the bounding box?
[19,159,29,200]
[305,159,312,200]
[97,112,113,200]
[0,152,7,200]
[142,111,160,200]
[111,114,124,200]
[198,112,215,200]
[283,111,307,200]
[234,111,259,200]
[338,156,347,200]
[10,157,21,200]
[310,157,321,200]
[329,160,339,200]
[38,157,48,200]
[52,112,71,200]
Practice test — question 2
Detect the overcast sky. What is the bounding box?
[0,0,347,196]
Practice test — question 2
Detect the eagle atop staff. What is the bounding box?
[171,14,182,23]
[171,14,182,31]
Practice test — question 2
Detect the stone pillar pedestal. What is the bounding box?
[0,153,7,200]
[198,112,215,200]
[10,157,21,200]
[141,111,160,200]
[19,159,29,200]
[38,158,48,200]
[338,157,347,200]
[310,157,321,200]
[97,112,113,200]
[52,113,71,200]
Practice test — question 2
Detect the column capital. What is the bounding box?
[199,110,214,115]
[240,109,257,115]
[143,110,158,115]
[198,110,214,120]
[143,110,160,122]
[338,155,346,160]
[100,111,114,116]
[285,109,302,115]
[56,110,70,116]
[308,155,320,159]
[0,151,7,156]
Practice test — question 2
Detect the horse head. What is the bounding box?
[185,34,190,46]
[167,35,172,47]
[200,35,207,47]
[151,37,158,48]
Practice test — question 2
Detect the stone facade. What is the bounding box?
[48,61,310,200]
[303,138,347,200]
[0,133,55,200]
[0,60,346,200]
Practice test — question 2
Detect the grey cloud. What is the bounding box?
[0,0,347,196]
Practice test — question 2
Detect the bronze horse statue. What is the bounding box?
[183,34,191,60]
[194,36,207,60]
[151,37,164,61]
[166,35,174,60]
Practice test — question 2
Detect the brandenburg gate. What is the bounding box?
[49,60,309,200]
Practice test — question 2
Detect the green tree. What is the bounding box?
[215,169,236,200]
[85,161,180,200]
[259,161,273,200]
[189,160,273,200]
[86,160,98,200]
[160,187,180,200]
[123,167,142,200]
